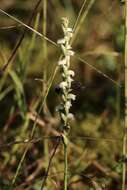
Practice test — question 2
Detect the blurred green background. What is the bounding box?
[0,0,125,190]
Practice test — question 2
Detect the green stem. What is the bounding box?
[43,0,47,82]
[42,0,49,165]
[42,0,48,112]
[64,144,68,190]
[71,0,95,45]
[122,1,127,190]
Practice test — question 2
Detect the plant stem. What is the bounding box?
[57,18,75,190]
[42,0,49,165]
[122,1,127,190]
[64,145,68,190]
[71,0,95,45]
[43,0,47,85]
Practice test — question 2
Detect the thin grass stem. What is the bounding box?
[71,0,95,45]
[72,0,87,34]
[64,145,68,190]
[10,65,59,188]
[0,8,57,47]
[122,1,127,190]
[42,0,50,169]
[42,0,49,116]
[76,55,121,87]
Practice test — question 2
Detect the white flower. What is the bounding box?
[59,81,68,90]
[57,38,65,44]
[66,44,72,50]
[57,18,76,131]
[66,27,73,32]
[67,31,73,38]
[68,113,74,120]
[62,94,66,101]
[68,93,76,100]
[65,101,72,110]
[67,76,74,83]
[58,58,66,66]
[64,35,70,42]
[67,50,74,56]
[67,70,75,77]
[61,17,69,28]
[56,104,64,112]
[61,113,66,122]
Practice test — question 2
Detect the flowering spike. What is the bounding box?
[57,18,76,133]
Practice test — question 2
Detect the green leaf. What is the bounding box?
[9,70,24,94]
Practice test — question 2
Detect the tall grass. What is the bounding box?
[42,0,49,165]
[122,1,127,190]
[0,1,125,189]
[71,0,95,44]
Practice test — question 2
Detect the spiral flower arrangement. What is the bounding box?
[57,18,76,140]
[56,18,76,189]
